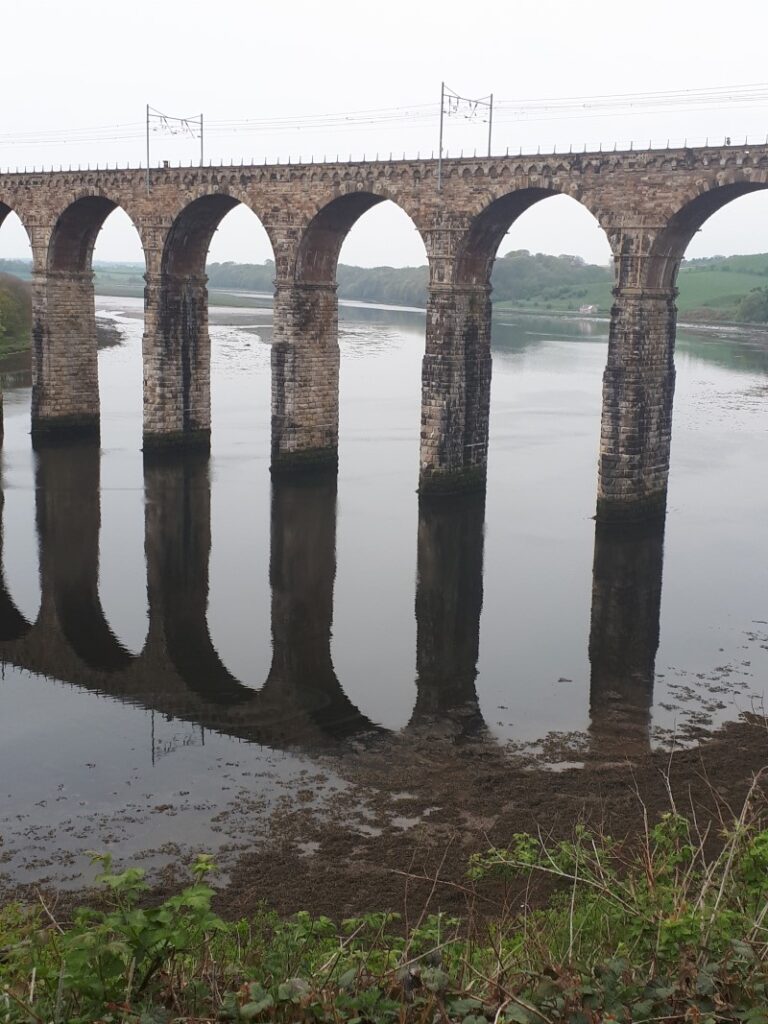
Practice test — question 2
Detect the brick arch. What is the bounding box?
[645,173,768,290]
[46,191,148,274]
[160,190,279,278]
[292,189,428,286]
[453,185,611,287]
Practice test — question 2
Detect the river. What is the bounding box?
[0,297,766,898]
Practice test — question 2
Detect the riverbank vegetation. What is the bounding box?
[2,251,768,344]
[0,273,32,357]
[4,783,768,1023]
[202,252,768,322]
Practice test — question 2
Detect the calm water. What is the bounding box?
[1,298,767,885]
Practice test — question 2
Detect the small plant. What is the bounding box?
[1,852,226,1023]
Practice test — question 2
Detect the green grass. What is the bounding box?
[676,268,767,314]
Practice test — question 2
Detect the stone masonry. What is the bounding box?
[1,144,767,518]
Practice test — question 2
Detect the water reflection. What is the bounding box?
[588,518,666,753]
[144,452,248,706]
[36,444,133,671]
[0,489,31,642]
[264,474,382,740]
[411,493,486,738]
[0,442,668,757]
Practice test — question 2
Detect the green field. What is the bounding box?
[495,253,768,321]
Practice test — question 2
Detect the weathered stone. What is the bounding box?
[142,271,211,452]
[271,282,339,473]
[420,284,492,494]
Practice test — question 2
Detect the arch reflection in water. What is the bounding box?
[36,444,132,671]
[0,443,668,755]
[0,446,380,750]
[0,484,34,643]
[263,473,382,739]
[588,518,666,753]
[141,456,383,744]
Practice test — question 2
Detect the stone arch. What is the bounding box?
[292,190,427,285]
[160,192,278,277]
[646,176,768,290]
[46,192,147,273]
[0,197,35,250]
[143,192,278,451]
[0,197,35,352]
[32,193,148,445]
[454,186,610,287]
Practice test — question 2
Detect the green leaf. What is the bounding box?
[277,977,310,1002]
[449,997,484,1016]
[239,995,274,1019]
[422,966,451,993]
[338,967,358,990]
[504,1006,535,1024]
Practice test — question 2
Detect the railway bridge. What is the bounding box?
[1,143,766,519]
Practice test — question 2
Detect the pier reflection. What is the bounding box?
[37,444,132,671]
[263,474,383,739]
[588,518,666,754]
[410,493,486,737]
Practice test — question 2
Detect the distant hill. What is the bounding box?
[676,254,768,321]
[1,251,768,324]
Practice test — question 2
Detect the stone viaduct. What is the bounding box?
[2,143,766,519]
[0,445,663,752]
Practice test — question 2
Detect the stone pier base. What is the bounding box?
[31,270,101,446]
[142,272,212,453]
[418,285,492,496]
[142,428,211,457]
[270,282,340,476]
[596,288,677,523]
[31,414,100,448]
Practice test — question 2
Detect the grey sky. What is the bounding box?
[1,0,767,267]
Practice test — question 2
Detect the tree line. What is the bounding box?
[206,250,613,309]
[0,272,32,351]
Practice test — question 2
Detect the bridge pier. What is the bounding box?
[31,270,100,445]
[596,288,677,522]
[270,282,340,475]
[419,285,492,495]
[142,272,211,454]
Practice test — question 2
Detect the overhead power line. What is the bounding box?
[0,82,767,149]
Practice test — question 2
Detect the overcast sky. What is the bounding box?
[1,0,767,268]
